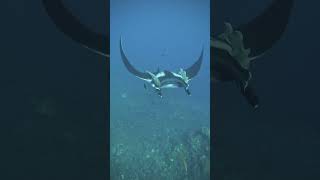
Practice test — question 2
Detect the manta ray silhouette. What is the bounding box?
[120,37,203,97]
[42,0,294,108]
[211,0,294,109]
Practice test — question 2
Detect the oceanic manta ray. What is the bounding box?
[120,38,203,97]
[42,0,294,107]
[41,0,203,97]
[211,0,294,109]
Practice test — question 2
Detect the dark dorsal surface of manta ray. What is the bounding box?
[42,0,293,108]
[42,0,109,58]
[120,38,204,97]
[211,0,294,109]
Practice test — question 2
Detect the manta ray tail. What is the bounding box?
[238,82,259,109]
[42,0,109,57]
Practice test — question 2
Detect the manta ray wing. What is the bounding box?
[237,0,294,57]
[42,0,109,57]
[185,47,204,79]
[120,38,151,81]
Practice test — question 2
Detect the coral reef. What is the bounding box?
[110,127,210,180]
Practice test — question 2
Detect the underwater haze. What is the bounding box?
[110,0,210,179]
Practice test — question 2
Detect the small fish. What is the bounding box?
[161,48,168,56]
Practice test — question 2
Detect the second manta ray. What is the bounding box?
[120,38,204,97]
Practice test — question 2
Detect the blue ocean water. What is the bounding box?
[110,0,210,179]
